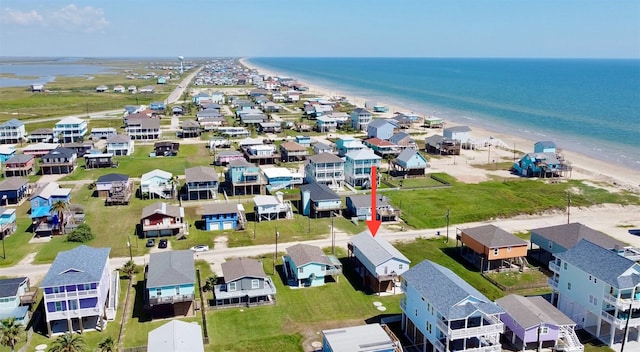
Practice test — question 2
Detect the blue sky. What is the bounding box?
[1,0,638,58]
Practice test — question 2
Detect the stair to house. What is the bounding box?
[558,326,583,352]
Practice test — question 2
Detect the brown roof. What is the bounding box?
[279,141,306,152]
[286,244,331,266]
[462,224,527,248]
[308,152,343,164]
[364,137,396,147]
[141,202,183,219]
[221,258,267,282]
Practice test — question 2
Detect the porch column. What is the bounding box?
[423,335,427,352]
[67,318,72,333]
[596,316,601,338]
[401,312,406,330]
[47,320,52,337]
[79,317,84,333]
[609,323,615,346]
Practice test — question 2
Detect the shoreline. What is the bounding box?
[240,57,640,194]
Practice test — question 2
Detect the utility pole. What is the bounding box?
[566,191,571,224]
[331,212,335,255]
[273,226,279,275]
[446,209,450,244]
[127,236,133,262]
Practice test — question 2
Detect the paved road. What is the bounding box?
[166,66,203,104]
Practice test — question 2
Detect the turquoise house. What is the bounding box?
[225,159,266,196]
[335,137,365,157]
[391,149,428,176]
[283,244,342,287]
[0,145,16,163]
[0,277,31,326]
[146,251,195,313]
[0,207,17,237]
[534,141,557,153]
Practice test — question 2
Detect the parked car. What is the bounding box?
[190,245,209,252]
[158,239,168,249]
[146,239,155,247]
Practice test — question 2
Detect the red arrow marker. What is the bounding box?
[366,165,382,237]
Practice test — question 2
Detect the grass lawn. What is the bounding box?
[384,175,640,229]
[384,175,447,188]
[0,201,46,267]
[484,269,551,293]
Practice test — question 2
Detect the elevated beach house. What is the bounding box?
[0,206,17,239]
[457,224,528,273]
[346,194,400,222]
[27,128,55,143]
[30,182,72,236]
[304,152,345,190]
[185,166,219,200]
[41,246,115,335]
[512,141,571,178]
[401,260,504,352]
[225,159,266,196]
[140,169,173,199]
[443,126,472,146]
[496,294,583,352]
[367,119,396,140]
[0,177,29,205]
[106,134,134,156]
[279,141,308,162]
[3,154,35,177]
[344,148,381,188]
[263,167,303,191]
[390,149,428,177]
[53,117,88,143]
[348,231,410,294]
[300,182,342,218]
[214,257,276,307]
[125,116,161,140]
[140,202,185,238]
[548,239,640,349]
[336,137,366,157]
[95,173,133,199]
[146,250,195,318]
[350,108,373,131]
[254,194,294,222]
[0,119,26,144]
[40,147,77,175]
[0,277,35,326]
[283,244,342,287]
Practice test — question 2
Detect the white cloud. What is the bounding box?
[0,4,108,32]
[0,8,44,25]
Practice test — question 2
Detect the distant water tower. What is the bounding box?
[178,56,184,74]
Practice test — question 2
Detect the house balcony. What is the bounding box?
[600,310,640,330]
[602,292,640,310]
[436,315,504,340]
[455,344,502,352]
[45,289,98,301]
[148,293,195,306]
[186,184,218,192]
[46,306,102,321]
[213,278,276,301]
[142,222,184,232]
[400,298,406,311]
[549,260,561,273]
[548,277,559,290]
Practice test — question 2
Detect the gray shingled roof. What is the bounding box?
[496,294,575,329]
[181,119,200,128]
[531,222,624,251]
[536,141,556,148]
[280,141,306,151]
[185,166,218,183]
[106,134,131,143]
[96,173,129,184]
[444,125,471,133]
[43,147,75,159]
[29,128,54,135]
[147,250,195,288]
[396,149,425,165]
[221,258,267,282]
[462,224,527,248]
[0,277,28,297]
[200,203,239,216]
[41,246,110,287]
[141,202,184,220]
[6,154,33,164]
[300,182,340,202]
[402,260,503,319]
[556,239,640,289]
[368,119,393,129]
[0,177,28,191]
[308,152,343,164]
[348,194,390,209]
[350,231,410,267]
[286,244,332,267]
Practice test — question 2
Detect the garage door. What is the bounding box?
[222,222,234,230]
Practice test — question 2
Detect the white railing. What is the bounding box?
[45,289,98,300]
[602,293,640,310]
[549,261,561,273]
[548,277,559,289]
[436,317,504,340]
[46,307,101,320]
[459,344,502,352]
[432,338,445,352]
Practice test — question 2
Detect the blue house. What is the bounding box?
[146,250,195,315]
[346,195,400,222]
[0,145,16,163]
[30,182,72,236]
[390,149,428,177]
[367,119,396,140]
[295,135,312,147]
[0,277,32,326]
[512,152,567,178]
[225,159,266,196]
[335,137,365,157]
[41,245,113,335]
[201,203,244,231]
[344,148,381,188]
[0,207,17,238]
[149,101,166,111]
[0,177,29,205]
[300,182,342,218]
[283,244,342,287]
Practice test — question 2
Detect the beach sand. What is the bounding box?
[239,58,640,244]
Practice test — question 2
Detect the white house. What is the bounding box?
[53,117,88,143]
[106,134,134,156]
[0,119,26,144]
[305,152,345,189]
[443,126,472,145]
[253,194,293,222]
[140,169,173,199]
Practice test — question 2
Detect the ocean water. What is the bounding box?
[248,58,640,170]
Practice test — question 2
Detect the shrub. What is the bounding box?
[67,223,94,243]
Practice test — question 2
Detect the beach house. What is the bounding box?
[41,245,114,335]
[457,224,528,273]
[350,108,373,131]
[279,141,308,162]
[348,231,410,294]
[0,177,29,205]
[367,119,396,140]
[0,207,17,239]
[390,149,428,177]
[263,167,303,191]
[0,277,34,326]
[146,251,195,317]
[27,128,55,143]
[30,182,71,236]
[344,149,381,188]
[305,152,345,189]
[185,166,219,200]
[443,126,472,145]
[3,154,35,177]
[401,260,504,352]
[363,137,400,158]
[200,203,246,231]
[140,202,185,238]
[283,244,342,287]
[140,169,173,199]
[346,194,400,222]
[53,117,88,143]
[106,134,134,156]
[513,141,570,178]
[336,137,366,157]
[214,258,276,307]
[225,159,266,196]
[125,117,162,140]
[254,194,294,222]
[548,239,640,349]
[300,182,342,218]
[0,119,26,144]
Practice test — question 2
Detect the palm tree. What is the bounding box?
[48,332,86,352]
[50,200,69,234]
[120,260,137,280]
[170,176,179,200]
[98,336,117,352]
[0,318,23,352]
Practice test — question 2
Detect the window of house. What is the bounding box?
[399,264,403,270]
[176,286,180,295]
[251,280,259,289]
[52,286,62,293]
[548,241,553,249]
[507,247,512,252]
[564,263,567,270]
[68,300,78,310]
[589,295,593,304]
[228,282,237,291]
[427,322,432,334]
[589,275,592,281]
[594,278,597,284]
[493,248,499,256]
[54,301,63,312]
[540,326,549,334]
[568,282,572,290]
[415,309,418,317]
[156,288,162,297]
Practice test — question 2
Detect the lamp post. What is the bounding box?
[273,227,279,275]
[566,191,572,224]
[487,143,492,165]
[445,209,450,244]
